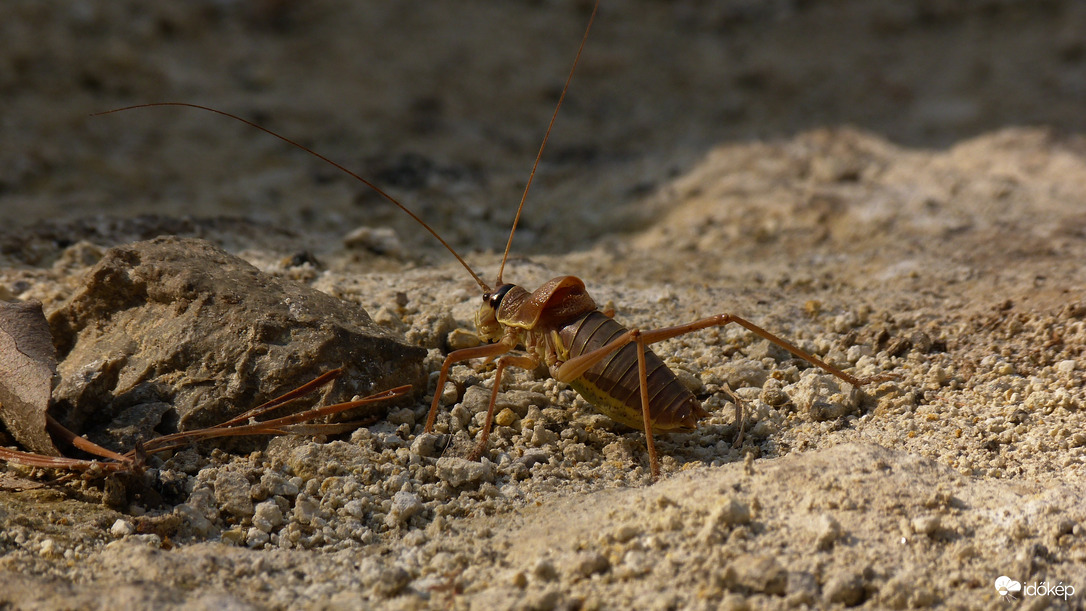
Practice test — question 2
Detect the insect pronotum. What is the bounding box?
[98,0,889,479]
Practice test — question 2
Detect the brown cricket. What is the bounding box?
[97,0,888,479]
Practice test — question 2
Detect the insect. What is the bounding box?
[97,0,889,479]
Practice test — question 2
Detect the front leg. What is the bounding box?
[425,336,517,433]
[466,353,539,462]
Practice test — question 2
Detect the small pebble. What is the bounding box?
[716,497,752,526]
[721,554,786,595]
[674,369,704,394]
[816,514,842,550]
[495,407,518,427]
[530,424,559,447]
[253,500,284,533]
[110,519,136,537]
[720,593,751,611]
[372,567,411,598]
[39,538,58,557]
[447,328,481,350]
[175,503,214,537]
[570,551,610,578]
[532,558,558,582]
[246,527,270,548]
[518,450,550,469]
[823,570,865,606]
[411,432,447,458]
[525,588,563,611]
[214,471,255,518]
[386,407,415,427]
[699,497,751,543]
[612,523,640,543]
[911,515,941,537]
[436,457,493,487]
[344,499,367,519]
[385,490,423,527]
[293,494,320,525]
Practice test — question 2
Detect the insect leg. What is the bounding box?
[720,382,745,447]
[466,354,539,462]
[549,329,665,480]
[639,313,888,387]
[633,333,662,479]
[425,339,517,433]
[552,329,639,383]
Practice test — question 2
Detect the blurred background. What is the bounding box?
[2,0,1084,258]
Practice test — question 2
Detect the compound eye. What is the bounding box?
[487,284,515,310]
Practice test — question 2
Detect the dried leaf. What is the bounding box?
[0,300,61,455]
[0,471,45,491]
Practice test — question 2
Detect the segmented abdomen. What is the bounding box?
[558,311,707,431]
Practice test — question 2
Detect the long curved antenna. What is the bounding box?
[92,103,492,293]
[496,0,600,285]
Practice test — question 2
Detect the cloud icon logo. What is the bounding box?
[995,576,1022,600]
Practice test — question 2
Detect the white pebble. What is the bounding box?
[253,500,284,533]
[912,515,941,536]
[246,527,270,548]
[110,519,136,537]
[385,491,423,528]
[344,499,367,519]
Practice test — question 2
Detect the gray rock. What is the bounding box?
[47,237,425,440]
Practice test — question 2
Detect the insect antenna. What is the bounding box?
[91,103,492,293]
[495,0,600,286]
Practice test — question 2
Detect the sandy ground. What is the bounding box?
[2,1,1086,609]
